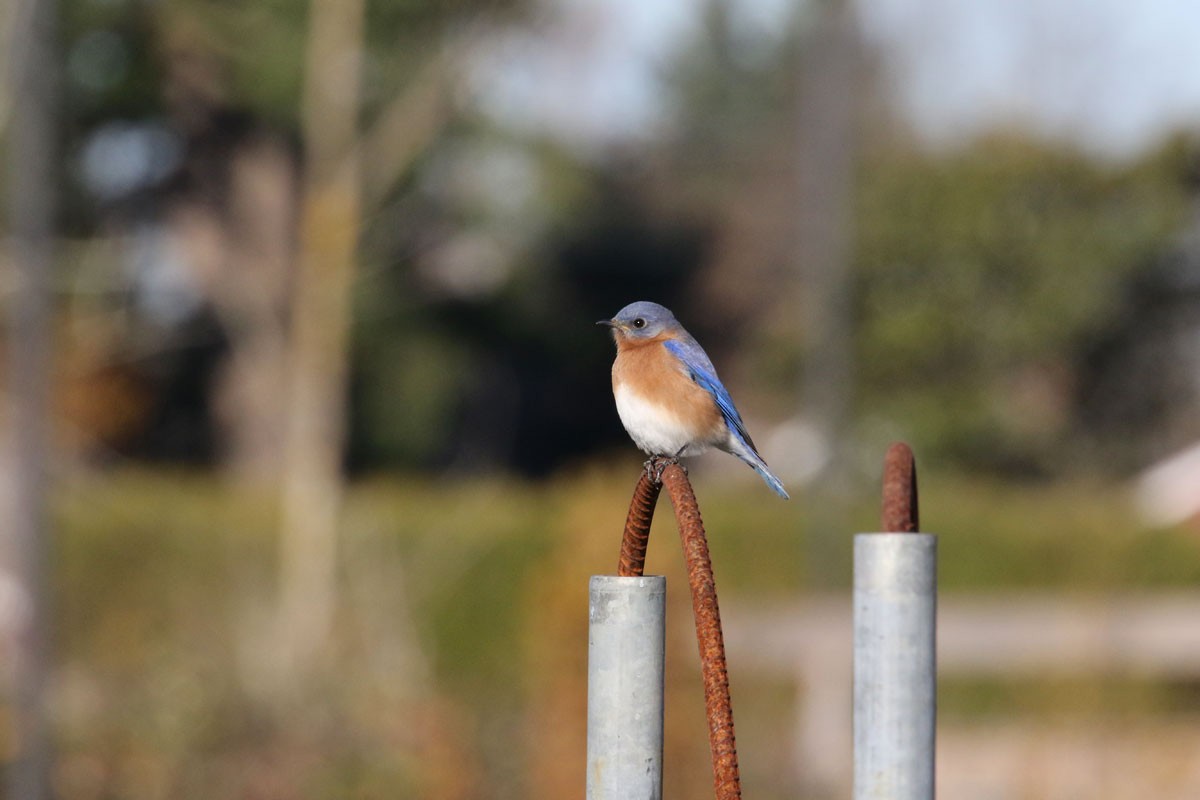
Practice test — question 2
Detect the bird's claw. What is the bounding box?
[643,455,684,484]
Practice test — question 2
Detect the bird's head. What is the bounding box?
[597,301,679,342]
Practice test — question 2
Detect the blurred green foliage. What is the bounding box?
[854,136,1194,470]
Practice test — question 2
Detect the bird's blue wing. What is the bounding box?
[664,338,757,453]
[664,336,789,499]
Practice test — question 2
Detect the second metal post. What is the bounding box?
[853,533,937,800]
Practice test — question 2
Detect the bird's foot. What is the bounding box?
[643,454,685,484]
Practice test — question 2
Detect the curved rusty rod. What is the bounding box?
[881,441,920,533]
[659,462,741,800]
[617,458,741,799]
[617,468,662,577]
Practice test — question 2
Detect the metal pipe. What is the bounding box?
[853,533,937,800]
[587,575,666,800]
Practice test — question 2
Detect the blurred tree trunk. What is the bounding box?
[795,0,860,478]
[5,0,58,796]
[791,3,860,789]
[275,0,366,679]
[208,135,299,479]
[272,2,459,685]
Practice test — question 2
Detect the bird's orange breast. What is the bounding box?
[612,335,723,435]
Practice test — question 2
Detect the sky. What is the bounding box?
[861,0,1200,158]
[474,0,1200,160]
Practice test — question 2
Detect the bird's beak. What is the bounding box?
[596,319,616,328]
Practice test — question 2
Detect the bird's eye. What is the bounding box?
[632,318,646,329]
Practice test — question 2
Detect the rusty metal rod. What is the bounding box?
[659,462,741,800]
[881,441,919,533]
[611,458,743,799]
[618,468,661,577]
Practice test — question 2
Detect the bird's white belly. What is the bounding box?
[614,385,712,457]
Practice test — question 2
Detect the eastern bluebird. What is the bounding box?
[598,301,789,499]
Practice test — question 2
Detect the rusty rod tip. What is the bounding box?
[881,441,919,533]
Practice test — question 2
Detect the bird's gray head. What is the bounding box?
[597,301,680,341]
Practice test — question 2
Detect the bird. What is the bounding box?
[598,301,789,499]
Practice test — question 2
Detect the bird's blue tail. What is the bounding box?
[725,433,790,499]
[751,461,790,500]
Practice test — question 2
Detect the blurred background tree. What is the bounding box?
[29,0,1200,482]
[855,136,1192,474]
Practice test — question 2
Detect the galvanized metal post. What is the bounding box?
[854,533,937,800]
[587,575,666,800]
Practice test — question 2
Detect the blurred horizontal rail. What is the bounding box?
[723,592,1200,794]
[727,592,1200,677]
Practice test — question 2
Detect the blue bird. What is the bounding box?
[598,301,789,499]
